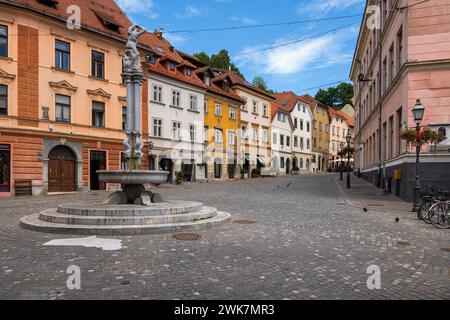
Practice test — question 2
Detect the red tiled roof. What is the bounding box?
[298,94,318,110]
[273,91,301,113]
[190,69,241,102]
[337,110,355,127]
[271,102,281,121]
[328,108,355,127]
[5,0,206,89]
[6,0,134,41]
[217,71,276,100]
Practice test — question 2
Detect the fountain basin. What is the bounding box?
[97,170,169,185]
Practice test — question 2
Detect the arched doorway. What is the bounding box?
[300,158,304,170]
[293,157,298,170]
[286,158,291,175]
[48,146,77,192]
[306,159,310,172]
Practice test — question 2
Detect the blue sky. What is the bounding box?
[116,0,366,95]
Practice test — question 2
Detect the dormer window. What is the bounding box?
[146,54,156,64]
[186,68,192,76]
[169,62,175,72]
[37,0,58,8]
[223,80,229,92]
[92,10,121,33]
[204,76,211,86]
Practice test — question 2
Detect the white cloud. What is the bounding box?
[229,16,257,25]
[175,5,208,19]
[116,0,159,19]
[163,33,188,46]
[235,27,356,76]
[297,0,364,16]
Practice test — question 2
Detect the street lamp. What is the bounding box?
[412,99,425,212]
[340,142,344,181]
[346,133,352,189]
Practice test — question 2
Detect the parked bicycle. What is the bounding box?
[428,199,450,229]
[418,186,450,229]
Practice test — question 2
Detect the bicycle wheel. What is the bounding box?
[430,203,450,229]
[418,200,432,223]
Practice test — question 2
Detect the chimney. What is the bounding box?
[154,28,163,39]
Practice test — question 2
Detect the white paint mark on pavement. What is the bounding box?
[44,236,122,251]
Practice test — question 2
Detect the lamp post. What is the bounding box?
[340,142,344,181]
[412,99,425,212]
[346,133,352,189]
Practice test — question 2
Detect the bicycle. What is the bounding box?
[429,199,450,229]
[418,187,450,224]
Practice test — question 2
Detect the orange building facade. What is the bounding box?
[0,0,150,196]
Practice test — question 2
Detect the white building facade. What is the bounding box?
[271,106,294,175]
[148,73,206,183]
[291,100,314,173]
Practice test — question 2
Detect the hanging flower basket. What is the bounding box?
[400,127,441,150]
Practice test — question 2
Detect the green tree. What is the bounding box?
[193,52,210,65]
[315,82,354,108]
[193,49,243,77]
[252,76,274,94]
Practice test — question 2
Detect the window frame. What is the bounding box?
[55,39,71,71]
[152,85,163,103]
[172,121,181,140]
[189,124,196,142]
[152,118,163,137]
[0,84,8,116]
[55,94,71,123]
[0,25,8,58]
[91,50,105,79]
[229,107,236,120]
[215,103,222,117]
[214,128,223,143]
[171,90,181,107]
[189,95,198,111]
[92,101,105,127]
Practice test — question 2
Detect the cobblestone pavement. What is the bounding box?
[0,174,449,300]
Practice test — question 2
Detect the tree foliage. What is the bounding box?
[252,76,274,94]
[193,49,243,77]
[315,83,354,108]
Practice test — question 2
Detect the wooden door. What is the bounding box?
[0,145,11,192]
[48,146,76,192]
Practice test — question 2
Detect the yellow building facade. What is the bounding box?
[197,68,243,180]
[300,95,330,172]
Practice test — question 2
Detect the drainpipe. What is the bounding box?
[377,0,383,189]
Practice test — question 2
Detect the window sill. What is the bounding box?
[89,75,109,83]
[252,113,259,116]
[151,100,166,106]
[0,56,13,62]
[51,67,75,75]
[188,109,200,114]
[169,105,183,110]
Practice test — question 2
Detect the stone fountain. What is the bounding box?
[20,25,231,235]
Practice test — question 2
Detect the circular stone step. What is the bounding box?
[39,207,218,226]
[57,201,203,217]
[20,211,232,235]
